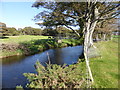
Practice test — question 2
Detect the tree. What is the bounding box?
[94,18,118,41]
[42,28,58,36]
[41,26,73,37]
[20,27,42,35]
[0,22,8,36]
[32,1,120,83]
[33,28,42,35]
[6,27,19,36]
[56,26,73,37]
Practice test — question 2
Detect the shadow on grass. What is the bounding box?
[19,38,83,56]
[0,36,9,39]
[19,39,58,55]
[109,72,119,80]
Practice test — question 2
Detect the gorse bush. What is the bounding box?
[23,61,85,89]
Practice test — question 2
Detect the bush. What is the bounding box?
[23,61,85,89]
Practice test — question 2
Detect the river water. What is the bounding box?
[1,46,83,88]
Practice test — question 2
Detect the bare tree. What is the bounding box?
[94,18,118,41]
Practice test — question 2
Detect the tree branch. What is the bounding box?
[64,25,80,38]
[98,2,120,21]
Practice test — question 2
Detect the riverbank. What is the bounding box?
[0,35,83,58]
[90,38,118,88]
[17,38,119,88]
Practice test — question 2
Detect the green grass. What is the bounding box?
[0,35,49,44]
[90,38,118,88]
[62,38,83,46]
[0,35,82,58]
[1,49,23,58]
[112,35,120,38]
[0,35,49,58]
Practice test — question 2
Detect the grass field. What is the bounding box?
[90,38,119,88]
[0,35,49,58]
[0,35,82,58]
[0,35,49,44]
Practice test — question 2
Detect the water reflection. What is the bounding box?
[1,55,26,65]
[1,46,83,88]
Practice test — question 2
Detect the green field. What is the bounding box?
[90,38,119,88]
[0,35,49,58]
[0,35,49,44]
[0,35,82,58]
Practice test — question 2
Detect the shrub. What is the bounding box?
[23,61,85,89]
[16,85,24,90]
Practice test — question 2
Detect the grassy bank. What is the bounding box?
[0,35,48,58]
[0,35,49,44]
[90,38,118,88]
[18,38,119,89]
[14,37,118,88]
[0,35,83,58]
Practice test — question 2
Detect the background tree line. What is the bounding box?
[0,22,76,37]
[0,20,118,40]
[0,23,42,36]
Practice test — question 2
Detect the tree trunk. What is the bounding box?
[89,21,97,48]
[84,18,97,83]
[83,2,99,84]
[96,33,99,41]
[103,33,106,41]
[84,33,94,84]
[111,32,113,40]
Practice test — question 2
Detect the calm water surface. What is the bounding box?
[1,46,83,88]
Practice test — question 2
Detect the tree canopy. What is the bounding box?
[32,1,119,38]
[0,22,7,36]
[20,27,42,35]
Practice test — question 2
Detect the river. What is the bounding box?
[1,45,83,88]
